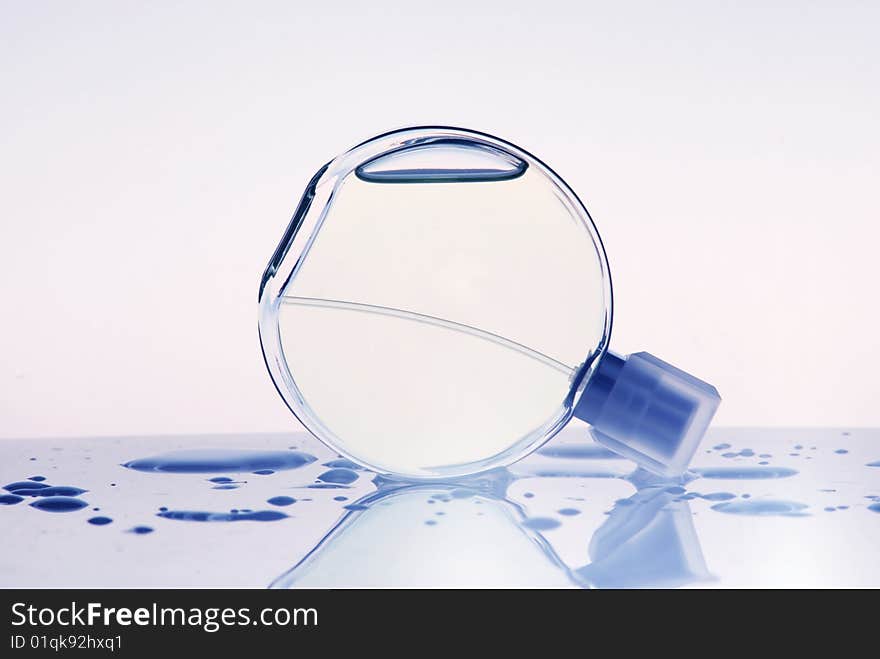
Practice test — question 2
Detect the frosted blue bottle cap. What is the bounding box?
[574,351,721,477]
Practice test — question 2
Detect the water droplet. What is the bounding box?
[252,469,275,476]
[267,496,296,507]
[523,517,561,531]
[557,508,581,516]
[711,499,808,517]
[123,449,316,474]
[322,458,362,470]
[27,476,46,482]
[14,486,88,497]
[699,492,736,501]
[694,466,798,480]
[317,469,358,485]
[333,496,348,502]
[129,526,154,534]
[0,494,24,505]
[4,481,50,492]
[713,443,732,450]
[88,516,113,526]
[30,497,88,513]
[834,449,849,455]
[157,510,287,522]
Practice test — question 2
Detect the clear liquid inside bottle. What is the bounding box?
[264,130,611,477]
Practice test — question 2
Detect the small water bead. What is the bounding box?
[317,469,359,485]
[209,477,234,483]
[835,449,849,455]
[529,469,619,479]
[4,481,50,492]
[157,510,287,522]
[30,497,88,513]
[694,466,798,480]
[267,496,296,507]
[212,484,239,490]
[333,496,349,502]
[88,516,113,526]
[824,507,836,512]
[13,486,87,497]
[523,492,535,499]
[522,517,561,531]
[700,492,736,501]
[322,458,362,470]
[557,508,581,516]
[27,476,46,482]
[425,520,438,526]
[713,443,732,450]
[869,503,880,513]
[129,526,154,534]
[711,499,809,517]
[253,469,275,476]
[0,494,24,505]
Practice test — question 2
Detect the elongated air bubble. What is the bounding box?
[356,141,527,183]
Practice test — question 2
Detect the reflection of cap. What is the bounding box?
[577,486,712,589]
[574,351,721,477]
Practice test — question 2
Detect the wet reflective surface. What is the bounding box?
[1,426,878,587]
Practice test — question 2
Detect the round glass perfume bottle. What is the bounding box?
[259,127,719,479]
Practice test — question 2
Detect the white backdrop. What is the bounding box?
[1,0,878,438]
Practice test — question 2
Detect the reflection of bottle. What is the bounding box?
[259,126,721,480]
[576,476,712,589]
[271,467,711,589]
[270,474,574,589]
